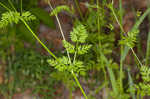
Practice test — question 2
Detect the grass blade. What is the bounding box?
[146,2,150,66]
[128,69,136,99]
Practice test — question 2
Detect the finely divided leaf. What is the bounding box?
[70,24,88,43]
[77,45,92,55]
[62,40,75,53]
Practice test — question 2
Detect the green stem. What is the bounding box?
[96,0,107,82]
[8,0,17,12]
[74,0,84,21]
[20,0,22,14]
[22,5,88,99]
[48,1,72,63]
[21,19,58,60]
[72,71,88,99]
[119,0,124,93]
[110,1,143,67]
[146,1,150,66]
[73,42,79,64]
[0,2,11,11]
[69,88,73,99]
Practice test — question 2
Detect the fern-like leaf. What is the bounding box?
[0,11,36,28]
[119,29,139,48]
[77,45,92,55]
[70,24,88,43]
[140,66,150,82]
[0,11,20,28]
[47,56,69,72]
[62,40,75,53]
[135,66,150,96]
[47,56,85,74]
[21,11,36,21]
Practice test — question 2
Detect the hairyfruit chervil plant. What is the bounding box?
[48,0,150,98]
[46,0,150,99]
[0,0,91,99]
[1,0,150,99]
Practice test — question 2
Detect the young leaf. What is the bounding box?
[77,45,92,55]
[70,24,88,43]
[119,29,139,48]
[0,11,36,28]
[0,11,20,28]
[62,40,75,53]
[21,11,36,21]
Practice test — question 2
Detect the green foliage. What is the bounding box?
[1,0,150,98]
[120,29,140,48]
[48,56,85,74]
[140,66,150,82]
[21,11,36,21]
[77,45,92,55]
[0,11,36,28]
[50,5,73,16]
[83,3,115,72]
[0,50,56,98]
[70,24,88,43]
[48,23,91,75]
[0,11,20,28]
[135,66,150,97]
[62,40,75,54]
[30,7,55,28]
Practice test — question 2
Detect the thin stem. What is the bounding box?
[48,1,72,64]
[73,42,79,64]
[69,88,73,99]
[111,5,125,35]
[48,2,88,98]
[96,0,107,81]
[20,0,22,14]
[21,19,58,60]
[119,0,124,93]
[73,51,77,63]
[8,0,17,12]
[146,0,150,66]
[131,48,143,67]
[0,2,11,11]
[119,0,123,25]
[74,0,84,21]
[110,1,143,67]
[72,71,88,99]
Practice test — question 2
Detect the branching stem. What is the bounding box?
[110,1,143,67]
[48,1,72,64]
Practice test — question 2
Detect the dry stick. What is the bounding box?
[48,1,88,99]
